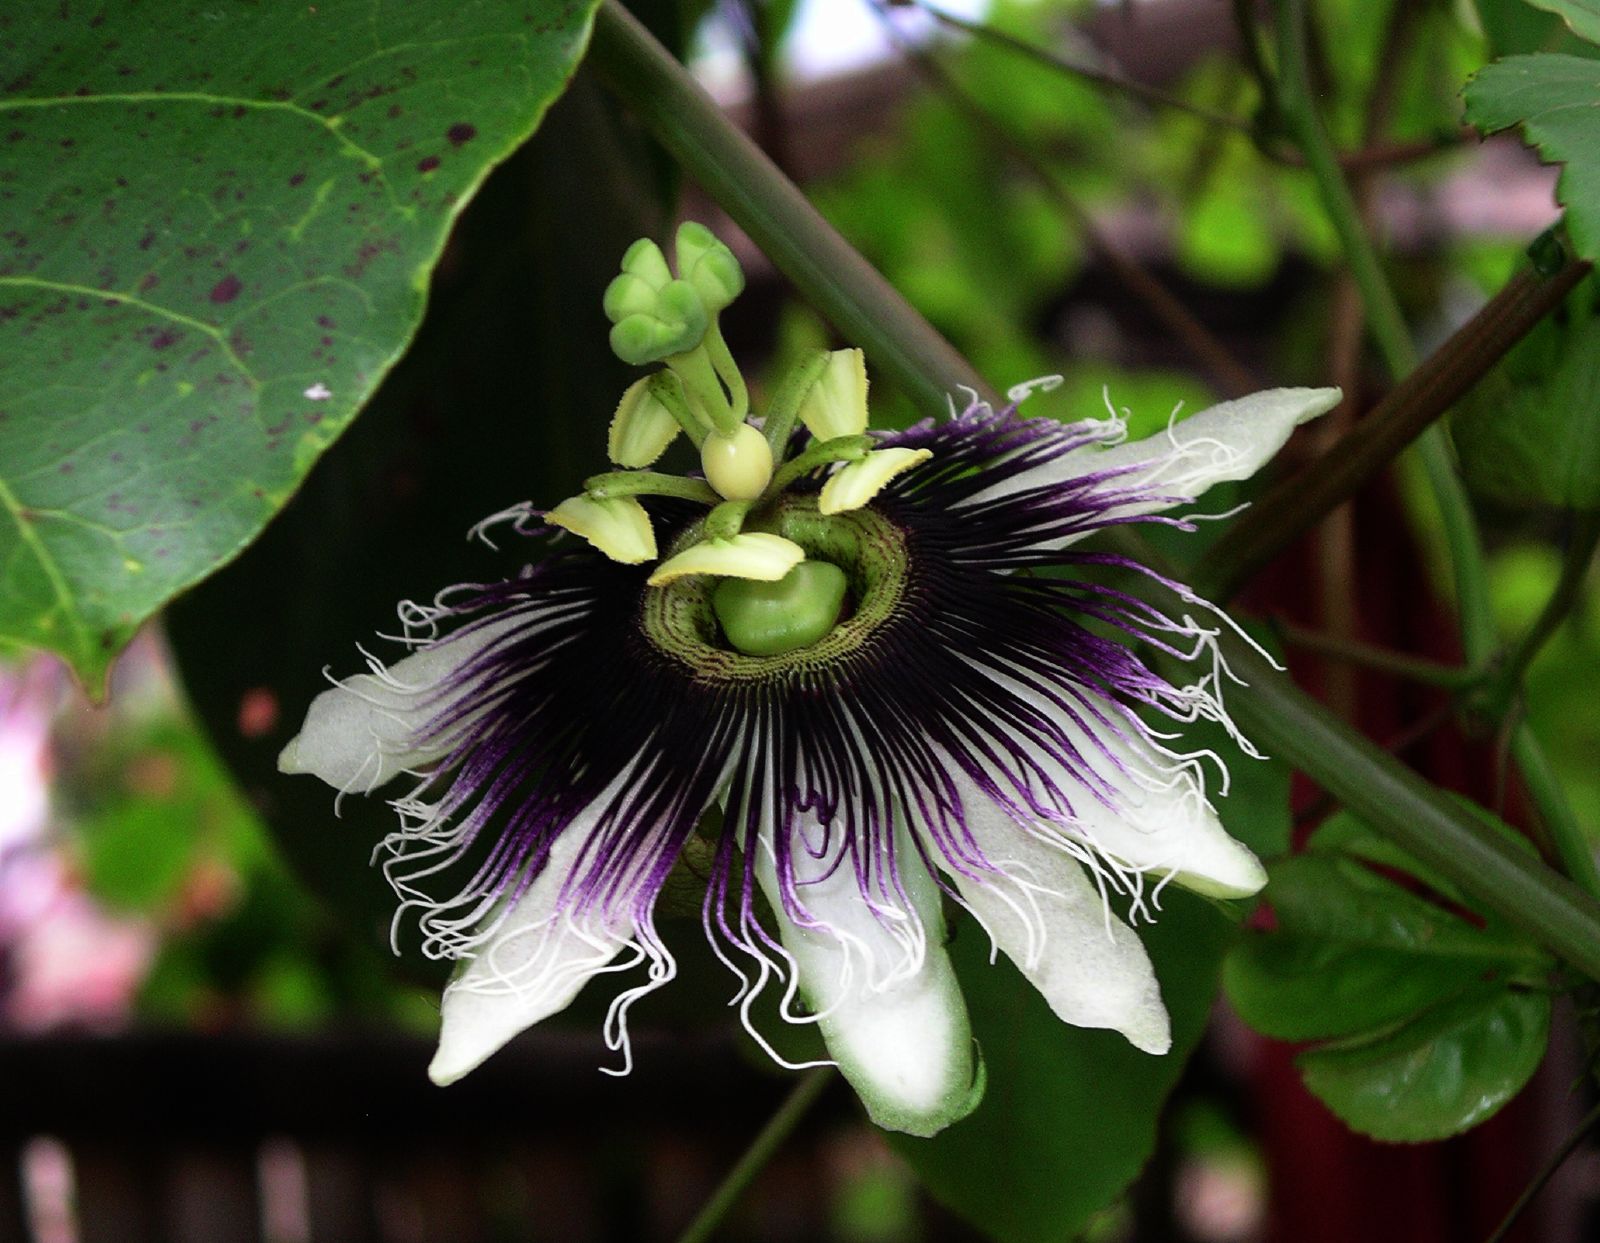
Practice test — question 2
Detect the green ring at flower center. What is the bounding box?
[639,496,910,684]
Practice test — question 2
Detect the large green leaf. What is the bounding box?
[1465,54,1600,263]
[1453,276,1600,510]
[1297,985,1552,1143]
[1225,810,1555,1142]
[893,892,1231,1243]
[0,0,599,692]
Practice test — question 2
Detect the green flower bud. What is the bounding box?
[675,220,745,313]
[607,280,709,366]
[602,271,660,323]
[712,560,849,657]
[701,423,774,501]
[619,237,672,289]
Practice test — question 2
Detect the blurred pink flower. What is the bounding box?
[0,657,155,1031]
[5,890,155,1031]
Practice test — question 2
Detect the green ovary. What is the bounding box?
[712,560,849,657]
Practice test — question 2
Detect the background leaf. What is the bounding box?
[1224,852,1537,1042]
[1296,985,1552,1143]
[1453,276,1600,510]
[1464,54,1600,262]
[1524,0,1600,45]
[1476,0,1600,56]
[1225,810,1555,1142]
[0,0,599,690]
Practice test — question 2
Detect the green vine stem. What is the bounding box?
[1514,730,1600,899]
[1479,510,1600,716]
[1491,513,1600,899]
[584,0,1600,971]
[674,1068,834,1243]
[1264,0,1599,898]
[1269,618,1476,689]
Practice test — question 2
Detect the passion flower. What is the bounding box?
[279,223,1338,1136]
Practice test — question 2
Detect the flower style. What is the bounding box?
[279,224,1338,1137]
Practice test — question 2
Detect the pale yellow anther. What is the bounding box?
[701,424,774,500]
[547,494,658,564]
[819,447,932,515]
[797,348,870,442]
[647,532,805,587]
[608,376,683,468]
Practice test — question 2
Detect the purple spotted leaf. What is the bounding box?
[0,0,600,692]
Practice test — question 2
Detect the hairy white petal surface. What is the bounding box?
[647,532,806,587]
[1058,712,1266,899]
[980,676,1267,899]
[753,819,979,1137]
[547,494,658,564]
[819,448,933,515]
[1078,386,1340,497]
[943,771,1171,1054]
[968,387,1341,540]
[429,814,637,1086]
[277,617,523,794]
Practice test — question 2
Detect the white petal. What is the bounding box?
[752,818,979,1136]
[1076,386,1341,502]
[943,772,1170,1054]
[429,811,637,1086]
[277,617,522,794]
[819,448,932,515]
[647,532,805,587]
[967,387,1340,543]
[974,674,1267,900]
[1054,712,1267,899]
